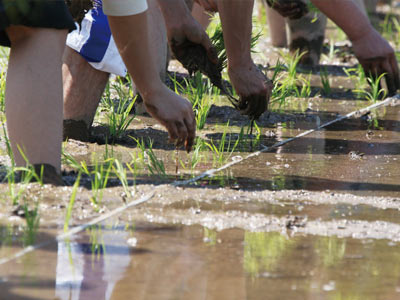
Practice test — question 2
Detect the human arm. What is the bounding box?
[103,2,195,151]
[311,0,400,95]
[217,0,271,118]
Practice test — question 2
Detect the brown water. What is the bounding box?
[2,88,399,299]
[2,218,400,300]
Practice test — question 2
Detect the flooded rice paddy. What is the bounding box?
[1,8,400,300]
[1,79,400,299]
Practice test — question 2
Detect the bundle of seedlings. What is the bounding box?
[209,22,270,120]
[65,0,95,24]
[171,20,268,120]
[170,38,228,102]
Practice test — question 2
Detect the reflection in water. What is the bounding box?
[55,223,132,300]
[3,224,400,299]
[244,232,293,277]
[315,236,346,268]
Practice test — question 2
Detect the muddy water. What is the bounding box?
[1,79,399,299]
[220,99,400,197]
[2,217,400,300]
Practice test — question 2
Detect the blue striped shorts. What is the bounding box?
[66,3,127,76]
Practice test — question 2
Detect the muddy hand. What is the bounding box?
[352,28,400,96]
[166,9,218,66]
[266,0,308,19]
[168,12,223,95]
[229,62,273,119]
[143,86,196,152]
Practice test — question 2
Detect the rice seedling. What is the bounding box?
[321,40,339,64]
[0,69,6,113]
[100,78,137,140]
[320,67,331,95]
[356,73,388,102]
[126,153,141,191]
[247,120,262,149]
[270,51,312,106]
[132,137,166,178]
[112,159,131,197]
[87,225,106,258]
[170,72,214,130]
[1,128,45,205]
[22,203,40,246]
[344,64,368,98]
[203,227,217,245]
[391,18,400,48]
[64,172,81,232]
[296,75,312,98]
[62,149,90,175]
[209,18,262,70]
[89,156,113,209]
[206,122,240,167]
[381,13,396,43]
[179,137,206,174]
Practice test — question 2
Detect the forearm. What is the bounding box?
[108,12,163,99]
[157,0,191,24]
[311,0,372,41]
[217,0,254,68]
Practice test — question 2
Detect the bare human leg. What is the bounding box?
[287,1,327,66]
[264,4,287,48]
[62,46,110,141]
[5,26,66,184]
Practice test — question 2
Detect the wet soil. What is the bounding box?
[1,3,400,299]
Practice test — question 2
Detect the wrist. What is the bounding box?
[348,24,375,43]
[228,57,254,72]
[140,80,165,103]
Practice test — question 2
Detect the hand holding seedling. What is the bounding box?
[158,0,218,66]
[352,28,400,96]
[217,0,272,119]
[143,86,196,152]
[265,0,309,19]
[228,62,272,119]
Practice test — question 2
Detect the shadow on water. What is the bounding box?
[199,175,400,193]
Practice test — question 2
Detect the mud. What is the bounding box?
[3,196,400,299]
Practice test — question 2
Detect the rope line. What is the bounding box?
[174,95,400,186]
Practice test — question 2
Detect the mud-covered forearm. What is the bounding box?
[310,0,372,41]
